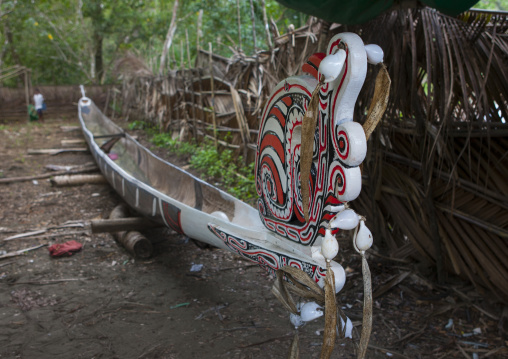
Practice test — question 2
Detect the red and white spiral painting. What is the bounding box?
[255,33,367,247]
[208,224,326,283]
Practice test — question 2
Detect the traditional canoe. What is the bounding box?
[77,96,340,287]
[79,31,388,294]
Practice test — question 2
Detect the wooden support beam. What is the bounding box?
[90,217,163,234]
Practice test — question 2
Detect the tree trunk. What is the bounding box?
[159,0,179,76]
[94,31,103,83]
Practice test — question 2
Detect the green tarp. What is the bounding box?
[276,0,479,24]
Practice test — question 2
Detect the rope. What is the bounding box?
[362,63,391,141]
[301,77,324,222]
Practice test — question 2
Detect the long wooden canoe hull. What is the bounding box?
[78,97,342,287]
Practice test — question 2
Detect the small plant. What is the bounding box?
[128,120,147,131]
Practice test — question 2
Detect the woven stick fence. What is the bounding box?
[118,9,508,303]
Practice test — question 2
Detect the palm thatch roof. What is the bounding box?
[117,8,508,302]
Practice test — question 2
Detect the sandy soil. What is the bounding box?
[0,114,506,359]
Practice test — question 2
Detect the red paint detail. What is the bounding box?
[337,166,346,196]
[162,201,184,234]
[302,63,318,80]
[320,99,327,110]
[324,195,341,205]
[268,106,287,128]
[302,53,325,81]
[282,96,293,107]
[262,84,312,122]
[260,133,284,162]
[309,53,326,63]
[337,130,350,160]
[293,201,305,223]
[318,227,326,236]
[262,158,284,205]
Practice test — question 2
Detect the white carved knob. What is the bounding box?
[330,209,359,230]
[321,228,339,261]
[300,302,323,322]
[354,220,373,252]
[318,49,347,83]
[365,44,384,64]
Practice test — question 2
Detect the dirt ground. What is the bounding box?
[0,113,507,359]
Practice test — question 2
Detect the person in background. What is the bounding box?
[33,88,45,121]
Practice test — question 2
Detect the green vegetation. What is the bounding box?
[133,121,257,204]
[473,0,508,10]
[0,0,306,85]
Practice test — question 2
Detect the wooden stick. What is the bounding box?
[0,244,47,260]
[4,229,47,241]
[61,139,86,147]
[196,9,203,53]
[180,40,184,69]
[27,148,88,155]
[50,174,108,186]
[0,164,98,184]
[185,29,191,68]
[236,0,242,51]
[208,42,217,149]
[90,217,163,234]
[5,231,87,241]
[159,0,179,75]
[8,277,94,285]
[249,0,257,51]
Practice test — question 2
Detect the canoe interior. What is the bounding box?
[78,98,261,229]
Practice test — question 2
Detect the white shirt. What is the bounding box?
[34,94,44,110]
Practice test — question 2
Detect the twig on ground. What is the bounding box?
[456,343,471,359]
[390,323,427,345]
[8,277,95,285]
[4,230,88,241]
[238,332,293,348]
[0,163,97,184]
[216,264,258,271]
[195,303,228,320]
[0,244,47,260]
[0,260,16,267]
[367,343,411,358]
[3,230,47,241]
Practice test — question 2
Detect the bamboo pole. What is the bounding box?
[236,0,242,51]
[0,164,98,184]
[180,40,184,69]
[196,9,203,53]
[159,0,179,75]
[189,70,198,141]
[50,174,107,186]
[260,0,272,50]
[249,0,257,51]
[91,217,162,234]
[24,68,29,110]
[208,42,217,149]
[185,29,191,68]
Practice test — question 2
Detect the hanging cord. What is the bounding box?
[301,77,325,222]
[362,63,391,141]
[351,222,373,359]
